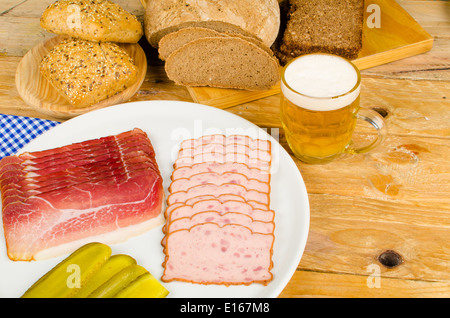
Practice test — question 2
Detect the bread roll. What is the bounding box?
[40,38,138,107]
[40,0,143,43]
[144,0,280,48]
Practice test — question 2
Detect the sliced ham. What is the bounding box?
[0,128,164,261]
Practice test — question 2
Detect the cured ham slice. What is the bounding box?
[162,134,275,286]
[0,128,164,261]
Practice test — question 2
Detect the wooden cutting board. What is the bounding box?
[187,0,434,109]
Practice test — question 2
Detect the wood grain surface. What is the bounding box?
[0,0,449,298]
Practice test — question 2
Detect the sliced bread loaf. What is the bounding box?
[144,0,280,48]
[164,37,280,91]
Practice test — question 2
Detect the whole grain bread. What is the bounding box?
[40,0,143,43]
[40,38,138,107]
[158,27,274,61]
[164,37,280,90]
[275,0,364,64]
[144,0,280,48]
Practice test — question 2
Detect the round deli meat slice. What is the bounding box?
[162,223,274,286]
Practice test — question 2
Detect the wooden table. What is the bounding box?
[0,0,449,298]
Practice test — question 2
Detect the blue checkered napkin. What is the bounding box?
[0,114,59,159]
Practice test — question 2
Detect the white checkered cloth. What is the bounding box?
[0,114,59,159]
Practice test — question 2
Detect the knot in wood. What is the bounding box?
[378,250,403,268]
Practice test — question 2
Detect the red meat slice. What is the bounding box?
[0,128,164,261]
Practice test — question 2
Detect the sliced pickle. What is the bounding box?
[72,254,137,298]
[22,242,112,298]
[114,272,169,298]
[87,264,148,298]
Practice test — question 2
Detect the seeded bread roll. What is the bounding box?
[275,0,364,64]
[40,0,143,43]
[164,37,280,91]
[144,0,280,48]
[40,38,138,107]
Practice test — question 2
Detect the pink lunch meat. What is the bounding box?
[162,223,274,286]
[180,135,271,151]
[162,134,275,286]
[165,199,275,225]
[169,171,270,193]
[174,152,270,170]
[167,183,270,207]
[178,143,271,162]
[171,162,270,183]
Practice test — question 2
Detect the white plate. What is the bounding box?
[0,100,309,298]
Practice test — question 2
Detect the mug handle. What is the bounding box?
[346,108,388,154]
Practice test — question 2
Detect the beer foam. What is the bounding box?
[281,54,360,111]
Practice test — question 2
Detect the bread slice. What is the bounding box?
[144,0,280,48]
[164,37,280,90]
[158,27,274,61]
[40,38,138,107]
[158,27,228,61]
[40,0,143,43]
[276,0,364,64]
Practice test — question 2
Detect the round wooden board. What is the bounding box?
[15,35,147,120]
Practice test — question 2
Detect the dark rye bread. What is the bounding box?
[276,0,364,64]
[164,37,280,90]
[158,27,273,61]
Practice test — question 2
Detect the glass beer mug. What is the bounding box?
[280,53,387,164]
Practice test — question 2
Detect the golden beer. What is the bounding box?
[280,53,364,164]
